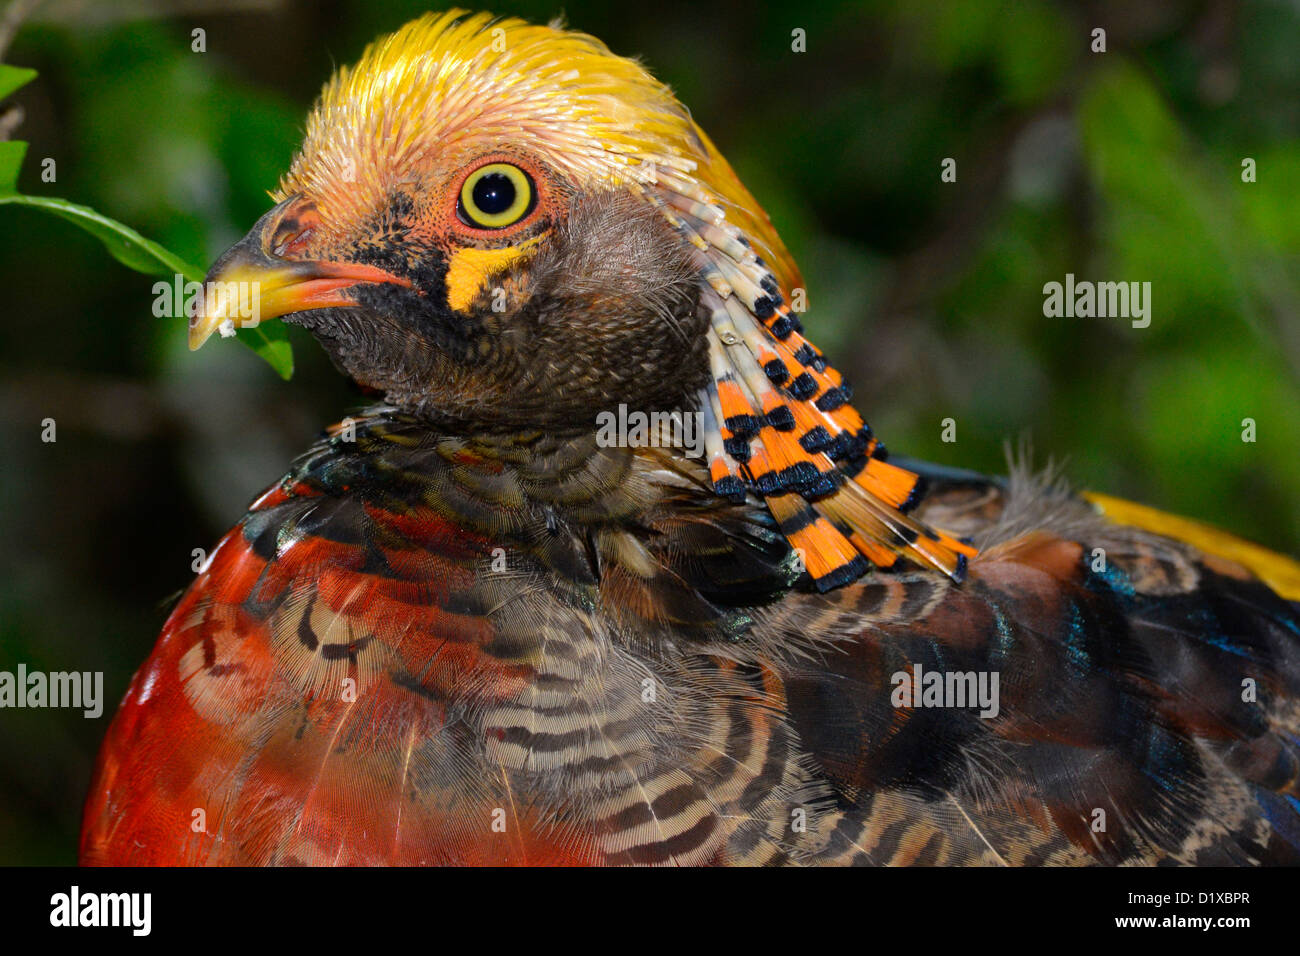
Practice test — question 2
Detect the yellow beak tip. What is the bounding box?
[187,322,215,351]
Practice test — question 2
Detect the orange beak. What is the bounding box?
[190,198,413,350]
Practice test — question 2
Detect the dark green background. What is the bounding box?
[1,0,1297,864]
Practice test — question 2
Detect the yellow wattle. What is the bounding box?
[444,240,539,313]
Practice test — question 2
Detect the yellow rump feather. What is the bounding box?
[1085,491,1300,601]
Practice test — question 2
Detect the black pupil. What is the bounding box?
[472,172,516,215]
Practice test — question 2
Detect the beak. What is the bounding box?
[190,198,414,350]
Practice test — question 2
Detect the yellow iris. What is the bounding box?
[459,163,534,228]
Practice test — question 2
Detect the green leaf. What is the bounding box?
[0,140,27,192]
[0,191,294,378]
[0,64,38,101]
[244,329,294,380]
[0,191,200,275]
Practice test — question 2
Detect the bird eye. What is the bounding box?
[458,163,535,229]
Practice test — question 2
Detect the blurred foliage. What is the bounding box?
[0,37,291,374]
[0,0,1297,864]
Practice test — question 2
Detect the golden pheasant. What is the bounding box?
[82,11,1300,866]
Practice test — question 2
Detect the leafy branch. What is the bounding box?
[0,61,293,378]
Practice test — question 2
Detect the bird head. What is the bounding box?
[194,9,799,430]
[195,9,977,589]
